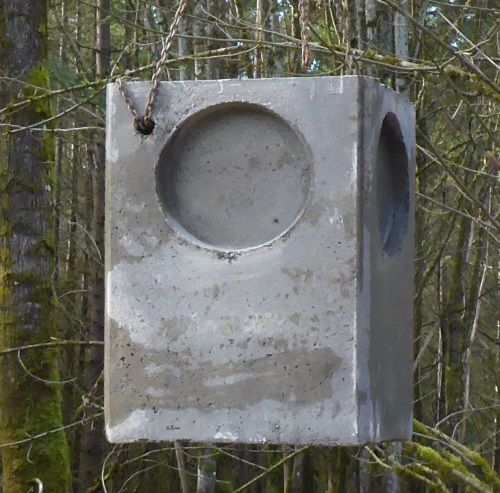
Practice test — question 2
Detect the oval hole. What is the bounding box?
[376,112,409,256]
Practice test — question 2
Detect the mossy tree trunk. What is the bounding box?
[0,1,72,493]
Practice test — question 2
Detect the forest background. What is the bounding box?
[0,0,499,492]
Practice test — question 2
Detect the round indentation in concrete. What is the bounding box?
[376,112,409,256]
[156,103,312,251]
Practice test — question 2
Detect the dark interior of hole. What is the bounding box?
[377,113,409,256]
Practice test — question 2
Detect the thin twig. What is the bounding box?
[17,349,75,385]
[378,0,500,95]
[233,446,309,493]
[0,340,103,357]
[0,413,103,449]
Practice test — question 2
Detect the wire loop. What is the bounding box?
[117,0,189,135]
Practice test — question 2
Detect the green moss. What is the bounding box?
[25,64,52,117]
[0,248,13,300]
[379,54,401,66]
[215,481,234,493]
[472,81,498,99]
[5,414,70,492]
[415,446,441,466]
[443,65,469,81]
[0,286,71,492]
[25,236,56,258]
[362,50,378,60]
[0,220,10,236]
[414,420,500,488]
[21,63,56,213]
[439,65,500,100]
[466,450,500,489]
[442,451,467,475]
[406,441,496,491]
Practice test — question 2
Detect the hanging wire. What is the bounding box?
[299,0,311,69]
[117,0,189,135]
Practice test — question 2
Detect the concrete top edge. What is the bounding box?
[108,75,382,88]
[107,76,413,104]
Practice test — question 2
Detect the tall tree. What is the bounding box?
[0,1,72,493]
[77,0,110,490]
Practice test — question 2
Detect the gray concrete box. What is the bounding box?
[105,76,415,445]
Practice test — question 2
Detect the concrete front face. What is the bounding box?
[105,76,415,445]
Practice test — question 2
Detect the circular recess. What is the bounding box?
[376,113,410,256]
[156,103,312,251]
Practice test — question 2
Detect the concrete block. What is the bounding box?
[105,76,415,445]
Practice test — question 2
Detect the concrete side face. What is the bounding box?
[105,77,362,445]
[356,79,415,442]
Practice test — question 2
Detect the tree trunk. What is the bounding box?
[197,447,216,493]
[0,1,72,492]
[77,0,110,490]
[193,0,207,79]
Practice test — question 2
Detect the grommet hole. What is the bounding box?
[135,116,156,135]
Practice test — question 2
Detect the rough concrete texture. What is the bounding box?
[105,76,415,445]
